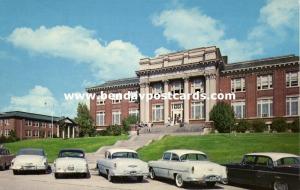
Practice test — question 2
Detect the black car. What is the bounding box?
[225,152,300,190]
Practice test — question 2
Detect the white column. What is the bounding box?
[145,83,150,123]
[57,125,60,138]
[72,127,75,138]
[183,77,189,124]
[209,74,217,110]
[67,126,70,138]
[205,75,210,122]
[164,80,169,125]
[62,128,65,139]
[140,83,146,123]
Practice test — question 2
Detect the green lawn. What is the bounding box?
[137,133,300,164]
[4,135,128,162]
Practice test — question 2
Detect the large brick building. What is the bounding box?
[0,111,78,139]
[86,46,299,130]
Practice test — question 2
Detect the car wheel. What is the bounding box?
[137,176,143,182]
[274,181,288,190]
[54,173,60,179]
[206,182,216,188]
[149,168,156,179]
[175,173,185,188]
[107,171,114,182]
[13,170,19,175]
[5,163,10,170]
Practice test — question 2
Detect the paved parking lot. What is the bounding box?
[0,169,248,190]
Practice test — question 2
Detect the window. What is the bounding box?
[231,78,245,92]
[255,156,273,167]
[4,129,10,137]
[242,155,256,165]
[257,75,272,90]
[0,120,2,126]
[112,111,121,125]
[112,93,122,104]
[286,72,299,87]
[232,101,246,118]
[191,78,204,93]
[286,97,299,116]
[96,95,105,105]
[257,99,273,117]
[171,81,183,94]
[152,83,163,94]
[163,152,171,160]
[4,119,8,126]
[129,91,138,102]
[152,104,164,122]
[129,109,139,118]
[171,153,180,161]
[191,101,205,119]
[96,112,105,126]
[26,120,32,126]
[34,122,39,127]
[25,130,32,137]
[33,130,39,137]
[277,157,300,166]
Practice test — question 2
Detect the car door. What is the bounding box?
[232,155,257,185]
[168,153,180,179]
[253,156,274,188]
[159,152,171,178]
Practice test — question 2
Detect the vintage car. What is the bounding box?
[0,147,15,170]
[97,148,149,182]
[148,149,227,188]
[225,152,300,190]
[53,149,89,178]
[11,148,48,175]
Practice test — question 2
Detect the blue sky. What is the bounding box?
[0,0,298,117]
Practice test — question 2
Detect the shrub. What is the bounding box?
[209,102,235,133]
[236,120,251,133]
[289,117,300,133]
[106,125,122,136]
[122,115,138,133]
[251,119,267,132]
[271,117,288,132]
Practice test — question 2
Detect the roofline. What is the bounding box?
[229,54,298,65]
[0,111,61,120]
[85,76,139,91]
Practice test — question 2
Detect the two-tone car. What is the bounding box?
[0,147,15,170]
[11,148,48,175]
[148,149,227,188]
[97,148,149,182]
[53,149,89,178]
[225,152,300,190]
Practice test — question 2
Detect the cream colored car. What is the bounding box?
[54,149,89,178]
[149,149,227,188]
[97,149,149,182]
[11,148,48,175]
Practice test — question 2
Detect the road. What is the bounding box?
[0,169,249,190]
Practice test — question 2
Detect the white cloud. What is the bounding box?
[152,0,298,62]
[3,85,86,118]
[259,0,298,29]
[7,26,144,80]
[154,47,173,56]
[152,8,263,62]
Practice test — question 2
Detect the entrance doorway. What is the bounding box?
[171,103,183,125]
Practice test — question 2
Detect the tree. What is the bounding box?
[209,102,235,133]
[271,117,288,132]
[75,102,95,137]
[122,115,139,133]
[236,119,251,133]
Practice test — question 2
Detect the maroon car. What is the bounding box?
[0,147,15,170]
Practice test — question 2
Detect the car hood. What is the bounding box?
[14,155,45,164]
[55,157,87,165]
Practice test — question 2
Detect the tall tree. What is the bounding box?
[75,102,95,137]
[209,101,235,133]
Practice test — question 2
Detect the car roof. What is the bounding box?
[19,148,44,151]
[165,149,206,157]
[106,148,137,154]
[245,152,299,161]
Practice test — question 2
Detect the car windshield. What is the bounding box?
[18,149,44,156]
[180,153,207,161]
[111,152,138,159]
[276,157,300,166]
[58,150,85,158]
